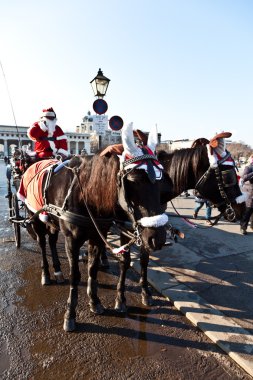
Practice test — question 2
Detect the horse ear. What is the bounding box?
[147,125,158,152]
[122,122,139,156]
[133,129,148,146]
[100,144,124,157]
[191,138,209,148]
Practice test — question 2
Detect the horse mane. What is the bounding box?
[157,145,209,193]
[77,153,119,214]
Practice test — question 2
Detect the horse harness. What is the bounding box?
[195,151,238,223]
[28,152,166,253]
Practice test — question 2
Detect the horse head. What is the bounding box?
[195,132,247,221]
[101,123,168,251]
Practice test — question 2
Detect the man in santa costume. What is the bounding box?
[27,107,69,159]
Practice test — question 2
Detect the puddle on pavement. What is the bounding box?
[17,265,68,313]
[16,260,175,364]
[120,310,169,358]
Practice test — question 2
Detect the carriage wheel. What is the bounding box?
[7,179,13,219]
[12,194,21,248]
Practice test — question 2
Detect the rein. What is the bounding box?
[62,165,142,254]
[213,166,236,222]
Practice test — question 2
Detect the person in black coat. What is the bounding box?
[240,155,253,235]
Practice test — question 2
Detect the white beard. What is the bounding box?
[42,117,57,136]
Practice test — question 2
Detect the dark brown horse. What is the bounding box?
[20,123,168,331]
[111,131,247,307]
[157,143,246,220]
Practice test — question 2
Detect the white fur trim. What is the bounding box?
[48,140,57,154]
[236,192,248,204]
[39,212,48,223]
[42,111,55,117]
[112,245,129,254]
[147,125,158,153]
[26,150,37,157]
[38,121,48,132]
[17,191,25,202]
[56,135,67,140]
[207,145,218,168]
[57,148,69,156]
[27,126,36,141]
[122,122,140,157]
[139,213,168,227]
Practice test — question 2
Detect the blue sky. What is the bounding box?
[1,0,252,146]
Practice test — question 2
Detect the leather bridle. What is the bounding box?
[195,152,238,222]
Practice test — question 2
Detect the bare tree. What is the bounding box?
[227,141,253,161]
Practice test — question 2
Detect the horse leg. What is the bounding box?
[48,231,64,284]
[63,236,81,332]
[31,219,51,285]
[99,245,110,269]
[114,247,131,312]
[87,242,105,314]
[139,246,153,306]
[37,232,51,286]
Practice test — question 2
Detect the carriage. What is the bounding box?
[6,146,33,248]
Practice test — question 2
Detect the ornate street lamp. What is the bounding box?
[90,68,110,98]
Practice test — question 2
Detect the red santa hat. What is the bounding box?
[42,107,56,119]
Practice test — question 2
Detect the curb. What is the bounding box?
[130,257,253,378]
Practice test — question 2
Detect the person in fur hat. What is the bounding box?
[27,107,69,159]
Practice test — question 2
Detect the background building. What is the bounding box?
[77,111,121,153]
[0,125,91,156]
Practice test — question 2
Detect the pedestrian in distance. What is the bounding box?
[193,190,212,225]
[27,107,69,160]
[240,154,253,235]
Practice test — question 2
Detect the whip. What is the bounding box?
[0,60,21,148]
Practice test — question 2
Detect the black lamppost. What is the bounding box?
[90,68,110,99]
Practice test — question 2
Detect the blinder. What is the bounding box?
[117,171,133,217]
[117,154,167,228]
[195,162,239,222]
[221,168,237,188]
[194,167,212,195]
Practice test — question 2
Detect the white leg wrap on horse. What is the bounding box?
[236,192,248,204]
[139,213,168,228]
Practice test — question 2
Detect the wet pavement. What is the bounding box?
[0,160,252,380]
[121,193,253,377]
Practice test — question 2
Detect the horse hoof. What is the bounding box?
[114,301,127,313]
[63,318,76,332]
[41,274,51,286]
[54,271,65,284]
[142,294,153,306]
[89,302,105,315]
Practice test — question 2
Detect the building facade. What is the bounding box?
[77,111,121,153]
[0,125,91,156]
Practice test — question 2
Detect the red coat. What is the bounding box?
[27,121,69,158]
